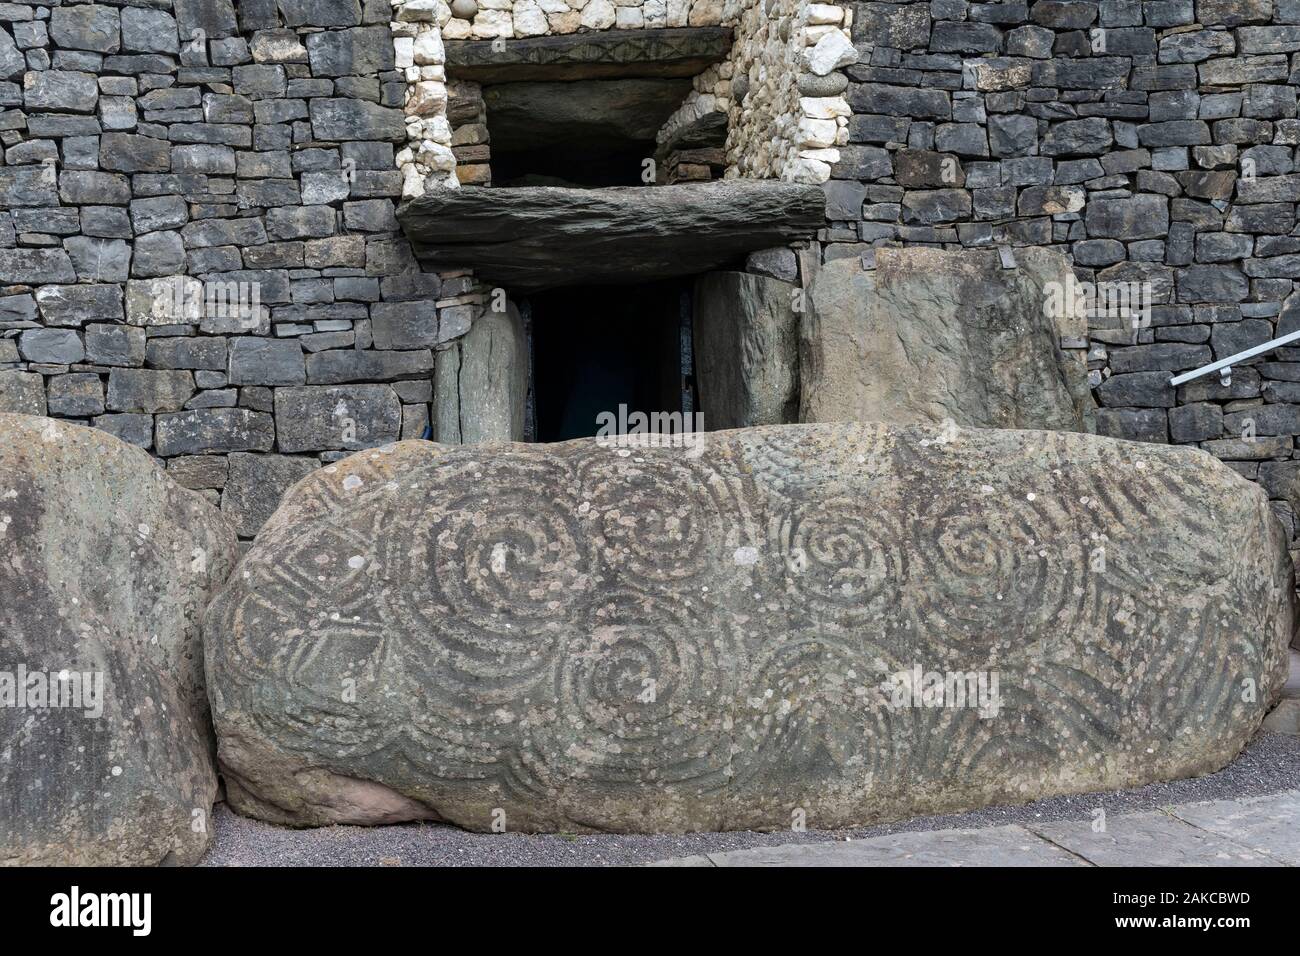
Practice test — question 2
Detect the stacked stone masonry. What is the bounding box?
[393,0,858,191]
[0,0,468,539]
[806,0,1300,569]
[6,0,1300,569]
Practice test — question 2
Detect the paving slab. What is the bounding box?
[1028,811,1279,867]
[1168,790,1300,866]
[657,825,1086,867]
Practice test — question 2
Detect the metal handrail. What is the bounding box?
[1168,328,1300,387]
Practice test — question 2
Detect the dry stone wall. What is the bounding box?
[7,0,1300,565]
[393,0,857,191]
[794,0,1300,567]
[658,0,857,183]
[0,0,489,539]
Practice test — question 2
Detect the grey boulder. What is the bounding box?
[0,415,237,865]
[203,423,1293,833]
[801,247,1096,432]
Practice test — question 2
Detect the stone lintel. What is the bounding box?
[444,27,735,82]
[397,180,826,293]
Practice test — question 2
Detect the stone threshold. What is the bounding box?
[444,26,735,82]
[397,179,825,292]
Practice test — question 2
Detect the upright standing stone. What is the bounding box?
[433,305,527,443]
[0,415,236,865]
[801,248,1095,431]
[693,271,799,429]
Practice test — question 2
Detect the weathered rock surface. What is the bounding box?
[801,247,1096,432]
[693,271,799,429]
[432,302,527,443]
[443,27,733,82]
[0,415,237,865]
[399,181,825,292]
[204,423,1293,833]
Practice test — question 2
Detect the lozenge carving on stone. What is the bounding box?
[204,423,1295,833]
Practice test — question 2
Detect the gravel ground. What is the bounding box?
[200,730,1300,867]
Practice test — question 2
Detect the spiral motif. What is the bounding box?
[771,497,906,622]
[738,423,891,501]
[203,424,1286,831]
[572,442,756,594]
[904,490,1089,646]
[518,593,736,794]
[371,453,590,711]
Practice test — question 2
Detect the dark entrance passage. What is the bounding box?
[529,280,690,443]
[484,78,693,188]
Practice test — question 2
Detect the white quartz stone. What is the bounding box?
[804,29,858,76]
[407,80,448,115]
[443,17,473,37]
[402,163,427,197]
[513,0,550,34]
[413,29,445,64]
[688,0,723,25]
[798,116,837,148]
[799,146,839,163]
[472,8,515,34]
[800,95,850,119]
[418,140,458,171]
[615,6,644,27]
[806,2,842,24]
[428,114,453,144]
[397,0,440,21]
[579,0,616,28]
[394,36,415,68]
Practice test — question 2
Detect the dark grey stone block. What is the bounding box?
[227,337,306,386]
[273,384,401,452]
[85,324,146,367]
[93,413,153,448]
[174,0,238,41]
[47,372,105,417]
[19,328,84,365]
[49,5,120,55]
[132,231,187,278]
[107,368,196,413]
[35,284,123,327]
[220,452,318,536]
[369,302,439,350]
[120,8,179,55]
[146,337,228,371]
[1086,195,1170,240]
[1041,117,1114,155]
[305,26,394,77]
[1095,407,1169,442]
[24,71,99,113]
[308,97,405,141]
[1224,404,1300,437]
[154,407,274,456]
